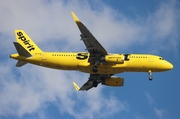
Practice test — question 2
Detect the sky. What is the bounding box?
[0,0,180,119]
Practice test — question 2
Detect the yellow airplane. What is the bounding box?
[10,12,173,91]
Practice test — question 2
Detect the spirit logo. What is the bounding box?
[17,32,35,51]
[76,53,88,60]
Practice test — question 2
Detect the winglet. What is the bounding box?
[73,82,80,91]
[71,12,80,22]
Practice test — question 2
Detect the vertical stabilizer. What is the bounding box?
[15,30,43,55]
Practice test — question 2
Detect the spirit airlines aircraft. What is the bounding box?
[10,12,173,91]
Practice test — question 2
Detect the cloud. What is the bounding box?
[144,0,180,53]
[0,0,179,53]
[0,59,128,119]
[0,0,179,119]
[146,92,156,107]
[154,107,168,119]
[145,93,168,119]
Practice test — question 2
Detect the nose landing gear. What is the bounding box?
[148,70,153,81]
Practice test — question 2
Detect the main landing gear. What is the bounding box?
[148,70,153,81]
[89,76,98,87]
[92,65,98,73]
[93,81,98,87]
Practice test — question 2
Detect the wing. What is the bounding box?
[73,74,111,91]
[71,12,108,64]
[71,12,111,91]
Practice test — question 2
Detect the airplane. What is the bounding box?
[10,12,173,91]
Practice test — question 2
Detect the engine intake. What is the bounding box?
[102,76,124,86]
[102,54,124,63]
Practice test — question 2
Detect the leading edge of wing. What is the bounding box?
[71,12,108,55]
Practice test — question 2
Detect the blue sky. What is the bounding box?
[0,0,180,119]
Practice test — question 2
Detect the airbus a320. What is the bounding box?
[10,12,173,91]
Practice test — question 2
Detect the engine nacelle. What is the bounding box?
[102,76,124,86]
[102,54,124,63]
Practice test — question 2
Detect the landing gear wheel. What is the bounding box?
[92,65,98,73]
[149,76,153,81]
[93,81,98,87]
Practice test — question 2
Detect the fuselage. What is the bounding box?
[10,52,173,74]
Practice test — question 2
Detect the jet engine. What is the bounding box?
[102,76,124,86]
[101,54,124,63]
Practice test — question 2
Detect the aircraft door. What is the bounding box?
[37,53,47,61]
[149,56,154,62]
[41,53,47,61]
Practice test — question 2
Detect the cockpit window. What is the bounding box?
[159,57,164,60]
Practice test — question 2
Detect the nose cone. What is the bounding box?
[159,60,173,71]
[167,62,173,70]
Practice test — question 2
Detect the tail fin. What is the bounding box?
[14,30,43,55]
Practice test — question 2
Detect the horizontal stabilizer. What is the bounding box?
[13,42,32,57]
[16,60,27,67]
